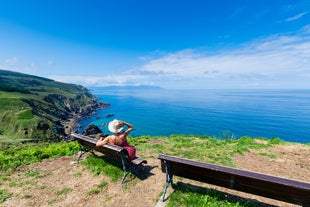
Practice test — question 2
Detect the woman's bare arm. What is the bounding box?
[119,120,133,136]
[96,137,109,147]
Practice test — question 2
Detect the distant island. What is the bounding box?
[88,85,163,91]
[0,69,109,143]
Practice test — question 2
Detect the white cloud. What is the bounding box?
[285,11,308,22]
[50,25,310,89]
[125,26,310,88]
[3,57,19,68]
[48,74,153,87]
[138,34,310,76]
[0,57,37,74]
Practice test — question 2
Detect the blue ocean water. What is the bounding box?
[78,89,310,143]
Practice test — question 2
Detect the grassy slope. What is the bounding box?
[0,69,96,143]
[1,135,308,206]
[0,135,279,171]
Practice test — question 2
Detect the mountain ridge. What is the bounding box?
[0,69,109,143]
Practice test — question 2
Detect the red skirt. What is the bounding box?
[119,142,136,160]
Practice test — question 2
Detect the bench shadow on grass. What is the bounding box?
[168,181,278,207]
[93,153,157,182]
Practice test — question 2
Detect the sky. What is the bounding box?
[0,0,310,89]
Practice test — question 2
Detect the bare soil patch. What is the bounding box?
[234,143,310,182]
[1,143,309,207]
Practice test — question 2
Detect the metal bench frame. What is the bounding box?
[158,154,310,206]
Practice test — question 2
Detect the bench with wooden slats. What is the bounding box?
[158,154,310,206]
[70,132,147,184]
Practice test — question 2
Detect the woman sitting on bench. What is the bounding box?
[96,119,137,160]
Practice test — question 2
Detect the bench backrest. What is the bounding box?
[158,154,310,206]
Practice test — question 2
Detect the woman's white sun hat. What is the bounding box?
[108,119,124,133]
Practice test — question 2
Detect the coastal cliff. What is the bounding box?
[0,69,109,143]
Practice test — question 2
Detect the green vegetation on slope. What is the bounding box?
[0,135,280,173]
[130,135,282,166]
[0,141,80,171]
[0,69,105,143]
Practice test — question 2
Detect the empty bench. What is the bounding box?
[70,132,147,184]
[158,154,310,206]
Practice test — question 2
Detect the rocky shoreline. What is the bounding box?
[63,100,110,136]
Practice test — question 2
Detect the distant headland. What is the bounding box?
[0,69,109,143]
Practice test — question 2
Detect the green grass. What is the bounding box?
[24,169,46,178]
[0,141,80,171]
[0,134,307,206]
[18,109,34,119]
[55,187,72,195]
[22,194,33,199]
[73,172,82,177]
[82,155,124,182]
[259,152,277,159]
[167,183,261,207]
[47,197,64,205]
[0,189,12,203]
[87,181,108,196]
[131,135,274,167]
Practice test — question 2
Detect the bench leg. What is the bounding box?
[77,148,96,161]
[77,150,87,162]
[121,171,130,184]
[77,143,91,162]
[163,160,173,201]
[120,155,131,184]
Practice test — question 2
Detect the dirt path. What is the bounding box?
[1,144,309,207]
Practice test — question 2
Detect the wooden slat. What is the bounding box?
[131,157,147,165]
[158,154,310,206]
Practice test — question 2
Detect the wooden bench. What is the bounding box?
[70,132,147,184]
[158,154,310,206]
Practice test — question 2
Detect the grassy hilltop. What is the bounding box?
[0,135,309,206]
[0,69,106,143]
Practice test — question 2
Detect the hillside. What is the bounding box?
[0,69,108,143]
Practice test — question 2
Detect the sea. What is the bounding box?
[78,88,310,143]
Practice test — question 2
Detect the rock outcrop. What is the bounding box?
[82,124,102,137]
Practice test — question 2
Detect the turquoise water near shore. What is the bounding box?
[78,89,310,143]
